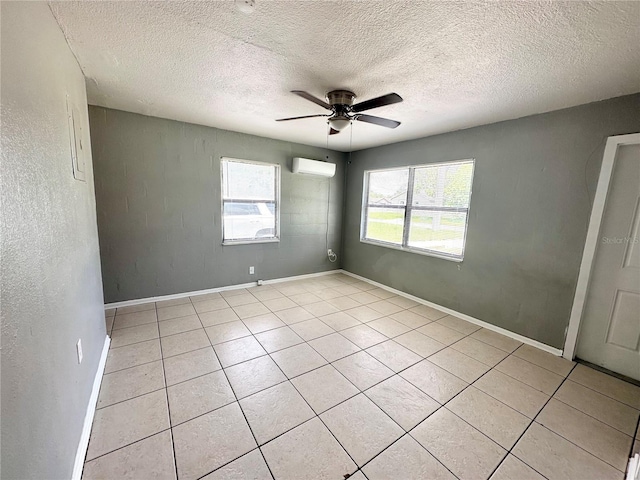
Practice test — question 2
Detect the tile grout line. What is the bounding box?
[106,290,527,417]
[510,344,574,377]
[359,431,459,480]
[110,286,541,408]
[551,394,639,438]
[196,292,279,480]
[270,306,483,478]
[510,360,636,475]
[194,448,273,480]
[155,300,180,480]
[360,322,558,479]
[269,370,366,477]
[350,317,524,477]
[426,334,600,477]
[83,427,175,465]
[88,316,177,467]
[493,355,640,412]
[247,310,388,476]
[486,363,582,479]
[431,368,541,478]
[95,380,167,411]
[352,380,459,478]
[97,275,635,479]
[190,282,442,477]
[408,392,511,477]
[114,286,455,354]
[177,278,638,474]
[111,327,620,478]
[97,382,240,428]
[261,342,368,476]
[524,413,633,474]
[629,416,640,461]
[94,277,457,472]
[565,376,640,411]
[93,356,327,460]
[284,389,368,478]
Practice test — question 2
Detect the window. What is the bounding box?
[221,158,280,244]
[361,159,474,260]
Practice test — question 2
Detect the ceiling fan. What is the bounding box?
[276,90,403,135]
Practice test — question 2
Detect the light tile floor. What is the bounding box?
[91,273,639,480]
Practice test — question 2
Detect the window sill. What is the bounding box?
[222,238,280,246]
[359,238,464,262]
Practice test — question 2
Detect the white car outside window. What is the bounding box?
[223,202,275,240]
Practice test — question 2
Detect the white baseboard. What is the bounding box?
[103,267,562,357]
[627,453,639,480]
[104,269,343,309]
[72,335,110,480]
[262,270,343,286]
[341,270,564,357]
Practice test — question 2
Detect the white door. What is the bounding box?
[576,142,640,380]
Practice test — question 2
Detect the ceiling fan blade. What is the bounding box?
[291,90,331,110]
[329,128,340,135]
[355,114,401,129]
[276,114,330,122]
[352,93,403,113]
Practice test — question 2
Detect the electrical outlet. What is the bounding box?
[76,339,83,364]
[249,266,255,275]
[257,279,263,286]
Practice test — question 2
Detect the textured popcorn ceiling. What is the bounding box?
[49,1,640,151]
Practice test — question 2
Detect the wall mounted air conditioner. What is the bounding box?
[292,157,336,178]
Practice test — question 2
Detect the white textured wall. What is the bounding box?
[1,3,106,478]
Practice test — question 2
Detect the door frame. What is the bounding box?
[563,133,640,360]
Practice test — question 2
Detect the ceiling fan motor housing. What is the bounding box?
[326,90,356,107]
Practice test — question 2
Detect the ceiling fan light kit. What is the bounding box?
[276,89,403,134]
[328,116,351,131]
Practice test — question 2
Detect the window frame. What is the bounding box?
[220,157,281,246]
[360,159,475,261]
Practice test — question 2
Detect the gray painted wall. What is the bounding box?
[89,107,346,303]
[343,94,640,349]
[1,3,106,479]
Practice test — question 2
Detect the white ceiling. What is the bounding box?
[50,1,640,152]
